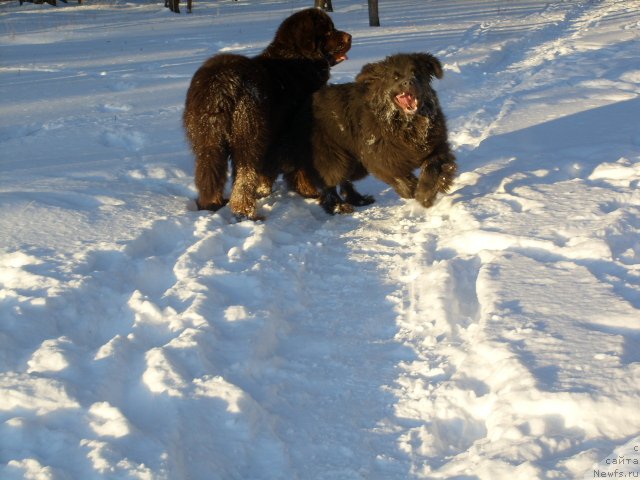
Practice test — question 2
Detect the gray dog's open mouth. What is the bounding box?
[394,92,419,114]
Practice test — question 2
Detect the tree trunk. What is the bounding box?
[368,0,380,27]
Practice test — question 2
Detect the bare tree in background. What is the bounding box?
[314,0,333,12]
[368,0,380,26]
[165,0,192,13]
[313,1,379,26]
[19,0,83,5]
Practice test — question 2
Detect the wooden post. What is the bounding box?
[368,0,380,27]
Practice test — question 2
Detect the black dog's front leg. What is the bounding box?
[340,181,375,207]
[319,186,354,215]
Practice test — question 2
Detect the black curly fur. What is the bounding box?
[183,9,351,220]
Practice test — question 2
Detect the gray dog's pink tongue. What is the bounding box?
[395,92,418,113]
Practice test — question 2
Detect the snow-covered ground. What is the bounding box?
[1,0,639,478]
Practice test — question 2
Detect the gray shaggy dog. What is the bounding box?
[183,8,351,220]
[278,52,457,214]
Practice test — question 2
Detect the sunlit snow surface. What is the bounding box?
[1,1,639,478]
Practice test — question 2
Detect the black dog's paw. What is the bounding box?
[340,181,375,207]
[255,184,273,199]
[320,186,354,215]
[233,213,265,222]
[351,194,375,206]
[333,202,355,214]
[196,198,228,211]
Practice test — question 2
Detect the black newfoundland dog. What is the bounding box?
[279,53,457,214]
[183,8,351,220]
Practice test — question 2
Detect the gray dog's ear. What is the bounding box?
[412,53,443,80]
[355,62,382,83]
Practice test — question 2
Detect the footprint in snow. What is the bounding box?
[100,128,146,152]
[99,103,132,113]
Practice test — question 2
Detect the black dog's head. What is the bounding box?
[323,27,352,66]
[269,8,351,66]
[356,53,443,118]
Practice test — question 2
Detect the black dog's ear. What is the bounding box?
[356,61,382,83]
[412,53,444,80]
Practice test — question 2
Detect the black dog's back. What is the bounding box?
[183,8,351,220]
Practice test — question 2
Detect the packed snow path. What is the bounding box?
[1,1,639,479]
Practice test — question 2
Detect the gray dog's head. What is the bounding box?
[356,53,443,121]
